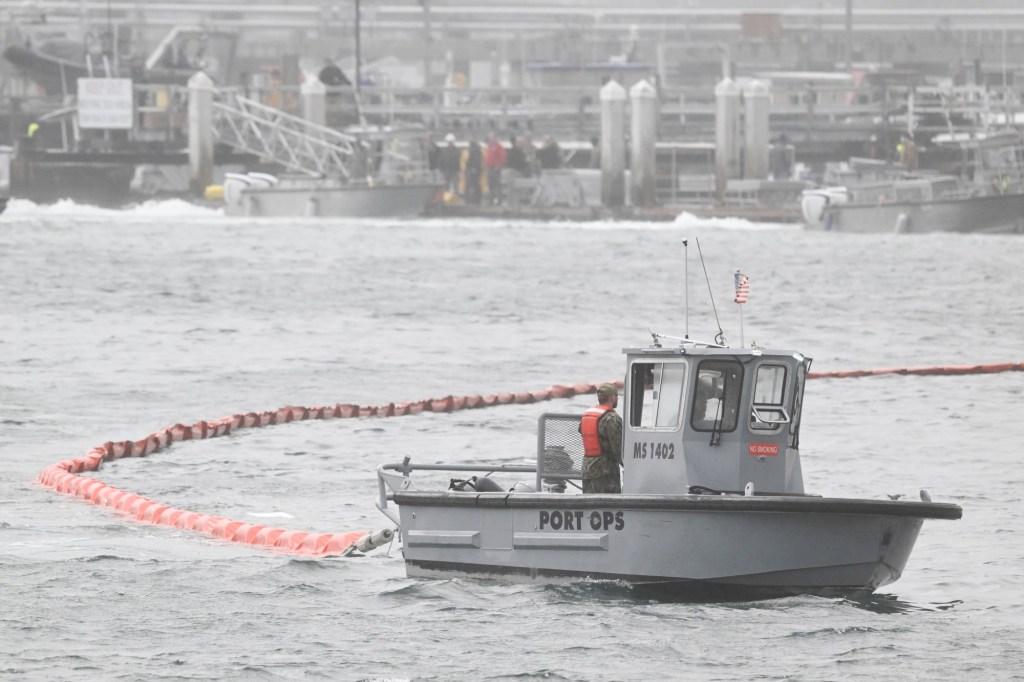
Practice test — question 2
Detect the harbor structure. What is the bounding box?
[4,1,1024,216]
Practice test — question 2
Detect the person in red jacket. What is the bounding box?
[483,132,507,205]
[579,383,623,493]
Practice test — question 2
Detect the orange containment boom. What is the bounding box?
[36,363,1021,555]
[808,362,1024,380]
[35,382,623,557]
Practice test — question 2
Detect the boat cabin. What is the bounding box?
[622,343,810,495]
[539,342,812,496]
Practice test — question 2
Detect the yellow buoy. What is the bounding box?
[203,184,224,201]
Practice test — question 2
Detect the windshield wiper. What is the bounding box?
[709,396,724,447]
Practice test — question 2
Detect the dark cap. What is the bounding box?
[597,383,618,399]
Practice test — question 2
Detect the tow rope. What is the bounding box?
[36,362,1023,557]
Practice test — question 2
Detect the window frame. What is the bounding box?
[628,359,688,432]
[789,361,808,448]
[689,359,745,434]
[748,363,790,433]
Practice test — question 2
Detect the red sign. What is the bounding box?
[748,442,780,457]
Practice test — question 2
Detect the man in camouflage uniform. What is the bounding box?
[580,383,623,493]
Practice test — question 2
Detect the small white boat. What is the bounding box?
[376,337,961,599]
[223,172,440,218]
[222,125,442,218]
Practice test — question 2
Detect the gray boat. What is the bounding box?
[801,133,1024,234]
[221,122,442,218]
[801,177,1024,234]
[376,338,961,598]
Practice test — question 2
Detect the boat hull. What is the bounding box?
[811,191,1024,233]
[394,492,959,596]
[224,183,441,218]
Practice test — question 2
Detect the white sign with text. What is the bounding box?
[77,78,133,129]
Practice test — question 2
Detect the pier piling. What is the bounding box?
[600,79,627,208]
[188,71,215,194]
[714,78,741,199]
[629,79,658,207]
[743,79,771,180]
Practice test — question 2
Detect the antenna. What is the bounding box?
[695,238,725,345]
[682,239,689,338]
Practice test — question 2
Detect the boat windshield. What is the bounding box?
[691,360,743,433]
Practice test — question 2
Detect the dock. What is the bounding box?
[3,1,1024,217]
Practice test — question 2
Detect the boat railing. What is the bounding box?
[376,459,539,525]
[374,412,587,524]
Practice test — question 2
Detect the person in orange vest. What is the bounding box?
[483,132,507,205]
[579,383,623,493]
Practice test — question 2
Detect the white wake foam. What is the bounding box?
[673,211,800,231]
[1,198,223,219]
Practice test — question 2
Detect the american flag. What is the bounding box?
[734,271,750,304]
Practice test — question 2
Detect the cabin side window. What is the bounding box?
[690,360,743,432]
[629,361,687,430]
[750,364,789,431]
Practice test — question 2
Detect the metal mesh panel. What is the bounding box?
[536,413,585,490]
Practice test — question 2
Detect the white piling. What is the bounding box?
[714,78,741,198]
[187,71,215,194]
[300,76,327,128]
[743,79,771,180]
[630,79,658,207]
[600,79,627,207]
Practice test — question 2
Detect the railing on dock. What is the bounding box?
[212,91,359,178]
[5,78,1024,150]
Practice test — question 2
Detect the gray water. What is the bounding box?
[1,201,1023,680]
